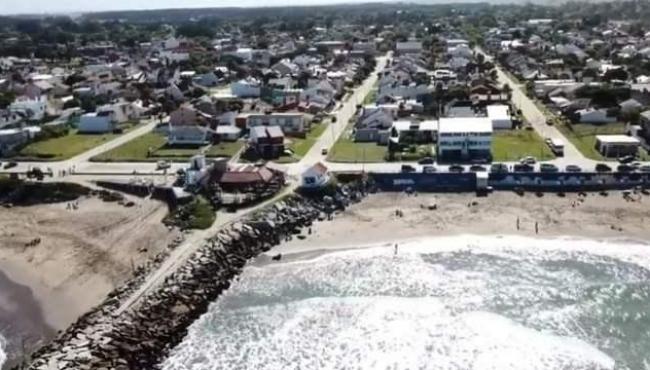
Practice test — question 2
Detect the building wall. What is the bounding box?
[78,114,114,133]
[438,132,492,161]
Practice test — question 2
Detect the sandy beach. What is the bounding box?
[0,194,180,366]
[273,190,650,255]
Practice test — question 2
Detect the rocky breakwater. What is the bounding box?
[23,181,368,370]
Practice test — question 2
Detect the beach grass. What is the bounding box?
[492,129,555,162]
[92,132,243,162]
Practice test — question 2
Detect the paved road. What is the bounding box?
[475,47,591,168]
[1,118,162,176]
[290,53,390,176]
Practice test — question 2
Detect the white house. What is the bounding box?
[9,96,47,121]
[231,79,261,98]
[301,162,330,189]
[246,113,305,134]
[576,108,617,124]
[437,117,493,161]
[396,41,423,55]
[78,111,116,133]
[486,105,512,129]
[159,50,190,63]
[167,105,210,145]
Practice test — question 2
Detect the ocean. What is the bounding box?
[161,235,650,370]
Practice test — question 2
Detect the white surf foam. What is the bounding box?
[161,235,650,370]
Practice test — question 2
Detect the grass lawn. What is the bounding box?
[274,122,330,163]
[328,120,386,163]
[555,122,648,160]
[492,129,555,162]
[329,139,387,163]
[15,128,129,161]
[92,132,244,162]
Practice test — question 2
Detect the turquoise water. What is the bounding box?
[162,236,650,370]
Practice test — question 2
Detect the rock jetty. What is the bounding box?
[21,181,367,370]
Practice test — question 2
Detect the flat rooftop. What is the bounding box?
[438,117,492,134]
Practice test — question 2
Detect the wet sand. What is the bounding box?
[0,194,181,367]
[0,269,55,369]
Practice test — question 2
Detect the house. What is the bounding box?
[78,111,116,133]
[301,162,330,189]
[0,128,32,155]
[271,59,299,76]
[249,125,284,158]
[218,164,277,192]
[619,98,643,115]
[9,96,47,121]
[231,79,261,98]
[575,108,617,124]
[215,125,241,142]
[437,117,492,161]
[301,80,336,108]
[246,113,305,134]
[487,105,512,129]
[167,105,210,145]
[389,120,436,144]
[595,135,640,157]
[395,41,423,55]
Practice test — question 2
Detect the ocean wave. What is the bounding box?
[161,235,650,370]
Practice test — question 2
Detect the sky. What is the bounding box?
[0,0,371,15]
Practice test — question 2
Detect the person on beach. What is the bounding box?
[516,217,520,230]
[394,243,398,255]
[535,222,539,234]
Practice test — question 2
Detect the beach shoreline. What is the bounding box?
[269,191,650,256]
[0,194,181,367]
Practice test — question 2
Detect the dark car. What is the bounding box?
[513,163,534,172]
[448,165,465,173]
[469,165,487,172]
[401,165,416,173]
[639,165,650,173]
[565,165,582,173]
[540,163,559,173]
[490,163,509,173]
[617,164,635,173]
[3,161,17,169]
[418,157,434,165]
[422,165,437,173]
[595,163,612,172]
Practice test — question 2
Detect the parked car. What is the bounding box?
[418,157,434,165]
[401,165,416,173]
[469,165,487,172]
[519,156,536,165]
[490,163,509,173]
[618,155,635,164]
[513,163,534,172]
[565,165,582,173]
[422,165,437,173]
[448,165,464,173]
[639,165,650,173]
[540,163,559,173]
[156,160,171,170]
[595,163,612,172]
[3,162,17,169]
[617,164,635,173]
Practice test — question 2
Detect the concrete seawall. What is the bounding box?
[21,182,367,370]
